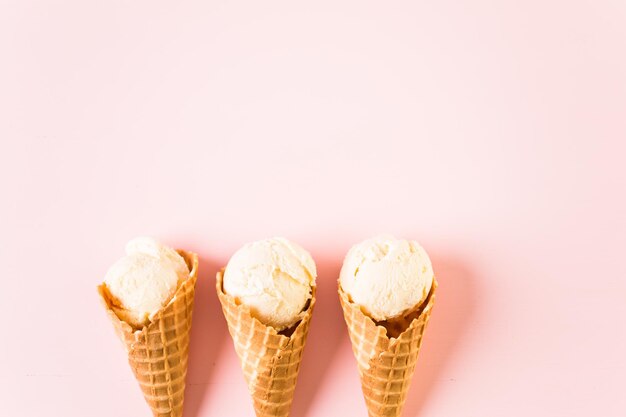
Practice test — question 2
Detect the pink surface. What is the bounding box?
[1,1,625,416]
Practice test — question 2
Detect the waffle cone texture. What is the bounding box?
[216,271,315,417]
[339,279,437,417]
[98,250,199,417]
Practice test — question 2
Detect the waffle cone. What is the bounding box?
[216,271,315,417]
[339,279,437,417]
[98,250,199,417]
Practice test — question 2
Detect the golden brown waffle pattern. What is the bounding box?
[216,271,315,417]
[98,250,199,417]
[338,279,437,417]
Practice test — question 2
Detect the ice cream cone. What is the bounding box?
[216,270,315,417]
[338,278,437,417]
[98,250,199,417]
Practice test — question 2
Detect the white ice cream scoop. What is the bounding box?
[104,237,189,328]
[339,236,434,321]
[223,237,316,331]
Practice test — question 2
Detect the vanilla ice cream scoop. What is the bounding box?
[223,237,316,331]
[339,236,434,322]
[104,237,190,328]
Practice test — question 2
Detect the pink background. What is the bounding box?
[1,1,625,416]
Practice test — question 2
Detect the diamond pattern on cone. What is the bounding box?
[216,271,315,417]
[339,279,437,417]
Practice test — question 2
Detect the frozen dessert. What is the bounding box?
[338,236,437,417]
[98,238,199,417]
[103,237,190,328]
[223,237,316,331]
[217,237,317,417]
[339,235,434,321]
